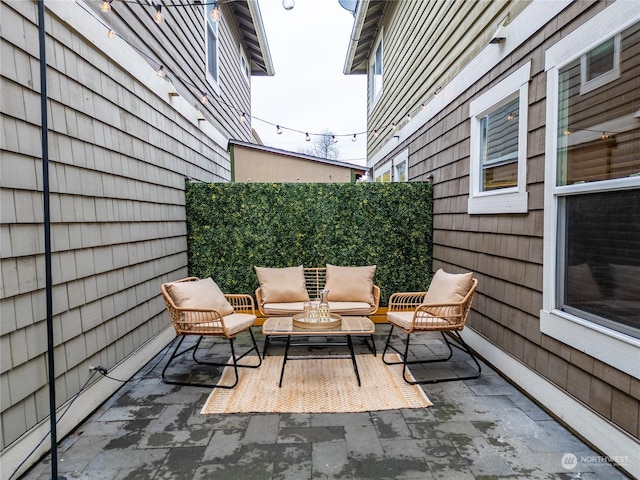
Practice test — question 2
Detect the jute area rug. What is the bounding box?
[201,354,432,414]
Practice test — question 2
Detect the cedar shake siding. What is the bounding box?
[0,0,271,473]
[347,0,639,474]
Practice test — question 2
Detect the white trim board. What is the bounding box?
[46,0,228,150]
[462,328,640,479]
[0,327,175,479]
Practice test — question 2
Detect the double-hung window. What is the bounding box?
[374,149,408,182]
[468,62,530,214]
[542,3,640,377]
[240,48,250,84]
[374,161,391,182]
[393,149,408,182]
[205,4,220,92]
[369,33,383,108]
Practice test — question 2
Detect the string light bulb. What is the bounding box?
[352,134,357,142]
[421,103,426,109]
[406,113,412,121]
[332,135,338,143]
[153,4,163,23]
[601,132,610,139]
[200,93,208,104]
[390,123,397,130]
[239,112,246,123]
[100,0,112,12]
[156,66,165,77]
[276,125,283,135]
[373,129,379,138]
[507,112,516,121]
[434,86,443,97]
[564,129,572,135]
[210,3,221,22]
[107,29,115,38]
[305,133,311,142]
[282,0,295,10]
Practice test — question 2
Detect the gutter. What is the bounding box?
[343,0,369,75]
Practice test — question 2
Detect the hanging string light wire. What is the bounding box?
[83,0,442,144]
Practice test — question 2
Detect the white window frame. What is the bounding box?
[240,46,250,84]
[393,149,408,182]
[542,3,640,379]
[205,6,220,94]
[374,160,391,182]
[468,62,530,214]
[369,31,384,108]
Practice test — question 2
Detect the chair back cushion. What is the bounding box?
[325,264,376,304]
[255,265,310,303]
[423,269,474,304]
[165,277,234,316]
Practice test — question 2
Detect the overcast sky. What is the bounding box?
[251,0,367,165]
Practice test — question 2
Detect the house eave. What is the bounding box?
[343,0,386,75]
[228,0,275,76]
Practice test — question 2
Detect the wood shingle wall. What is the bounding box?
[0,0,243,463]
[391,0,640,442]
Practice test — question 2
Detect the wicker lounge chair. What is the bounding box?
[382,269,481,384]
[160,277,262,388]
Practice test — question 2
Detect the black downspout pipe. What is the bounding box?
[37,1,59,478]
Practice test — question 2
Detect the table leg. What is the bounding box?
[262,336,271,357]
[278,335,291,388]
[347,335,361,386]
[367,334,377,356]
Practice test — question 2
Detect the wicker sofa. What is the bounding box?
[255,265,380,318]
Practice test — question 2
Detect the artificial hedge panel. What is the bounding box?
[186,181,433,306]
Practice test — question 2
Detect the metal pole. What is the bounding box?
[37,0,59,478]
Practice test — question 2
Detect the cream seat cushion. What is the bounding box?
[423,269,474,304]
[387,311,415,331]
[388,311,456,332]
[261,301,372,316]
[255,265,310,303]
[325,264,376,305]
[199,313,256,336]
[165,277,234,316]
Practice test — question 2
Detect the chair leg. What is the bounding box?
[161,328,262,389]
[382,325,400,363]
[441,330,482,382]
[382,326,481,385]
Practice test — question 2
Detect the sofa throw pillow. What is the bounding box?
[165,277,234,316]
[423,269,474,304]
[610,264,640,301]
[255,266,310,303]
[567,263,602,302]
[325,264,376,304]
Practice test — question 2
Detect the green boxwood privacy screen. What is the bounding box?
[186,182,433,306]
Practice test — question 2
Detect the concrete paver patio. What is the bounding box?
[21,327,631,479]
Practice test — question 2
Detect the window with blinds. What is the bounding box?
[480,97,519,191]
